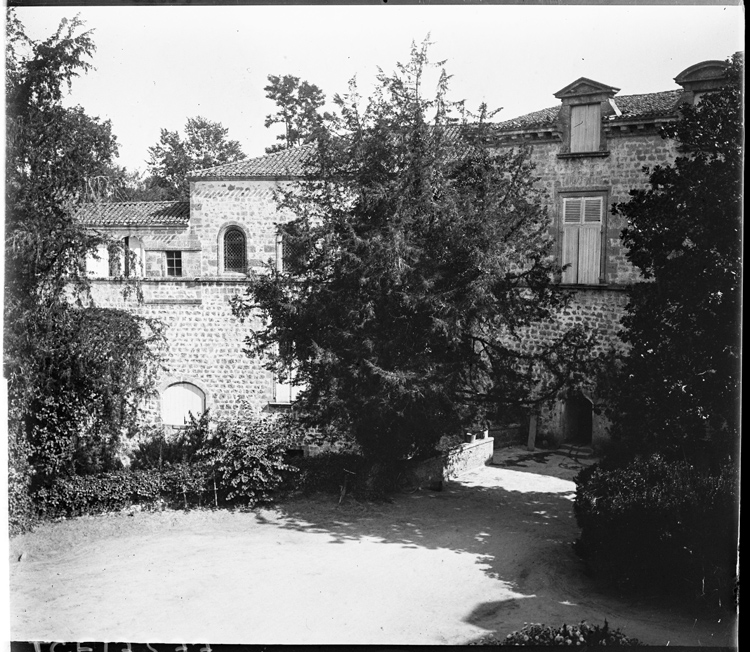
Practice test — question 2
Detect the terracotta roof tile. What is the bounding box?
[76,201,190,227]
[495,89,682,131]
[495,106,561,131]
[612,89,682,119]
[189,146,315,179]
[189,90,684,180]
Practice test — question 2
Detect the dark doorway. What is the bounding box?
[563,394,593,445]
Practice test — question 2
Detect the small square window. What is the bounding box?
[166,251,183,277]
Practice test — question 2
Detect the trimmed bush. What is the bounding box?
[574,454,738,608]
[470,621,640,646]
[33,468,166,518]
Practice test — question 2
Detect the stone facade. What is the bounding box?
[79,58,728,447]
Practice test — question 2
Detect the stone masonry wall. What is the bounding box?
[90,279,273,422]
[491,129,677,446]
[190,179,293,276]
[519,129,678,286]
[89,179,296,423]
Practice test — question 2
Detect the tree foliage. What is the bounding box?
[234,40,593,469]
[264,74,327,153]
[606,54,743,466]
[5,11,164,509]
[146,116,246,200]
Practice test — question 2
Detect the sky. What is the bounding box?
[14,4,745,174]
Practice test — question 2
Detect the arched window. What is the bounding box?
[162,382,206,426]
[223,227,246,273]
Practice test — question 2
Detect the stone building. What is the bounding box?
[80,58,728,448]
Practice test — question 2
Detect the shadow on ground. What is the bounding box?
[261,459,735,646]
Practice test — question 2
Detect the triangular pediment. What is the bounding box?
[554,77,620,100]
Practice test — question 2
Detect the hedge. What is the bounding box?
[574,454,738,608]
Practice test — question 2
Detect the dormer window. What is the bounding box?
[674,59,729,106]
[554,77,619,158]
[570,103,601,153]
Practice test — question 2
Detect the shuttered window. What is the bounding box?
[570,104,601,153]
[162,382,206,426]
[561,196,604,284]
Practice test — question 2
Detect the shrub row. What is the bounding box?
[574,454,738,608]
[27,410,303,522]
[32,464,213,518]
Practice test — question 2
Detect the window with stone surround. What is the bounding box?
[123,236,144,277]
[166,251,183,277]
[272,342,303,405]
[276,232,306,274]
[272,232,307,404]
[223,227,247,273]
[560,192,606,285]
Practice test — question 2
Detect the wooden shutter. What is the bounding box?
[561,196,603,284]
[570,104,601,153]
[579,197,603,284]
[562,198,581,284]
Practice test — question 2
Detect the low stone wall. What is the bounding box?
[489,424,525,448]
[444,437,495,480]
[397,437,495,491]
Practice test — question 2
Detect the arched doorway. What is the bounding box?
[563,394,593,445]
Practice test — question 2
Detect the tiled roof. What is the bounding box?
[612,89,682,119]
[76,201,190,227]
[495,89,682,131]
[189,146,315,179]
[495,106,560,131]
[189,90,684,180]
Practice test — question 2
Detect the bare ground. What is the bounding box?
[8,447,737,645]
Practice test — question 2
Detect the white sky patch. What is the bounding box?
[14,4,744,172]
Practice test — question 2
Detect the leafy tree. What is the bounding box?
[146,116,246,200]
[264,74,326,153]
[233,40,592,474]
[5,11,164,524]
[606,54,742,467]
[82,165,173,203]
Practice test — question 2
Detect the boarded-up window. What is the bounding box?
[561,196,604,284]
[162,382,206,426]
[570,103,601,153]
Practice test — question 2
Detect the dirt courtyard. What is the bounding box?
[8,448,737,645]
